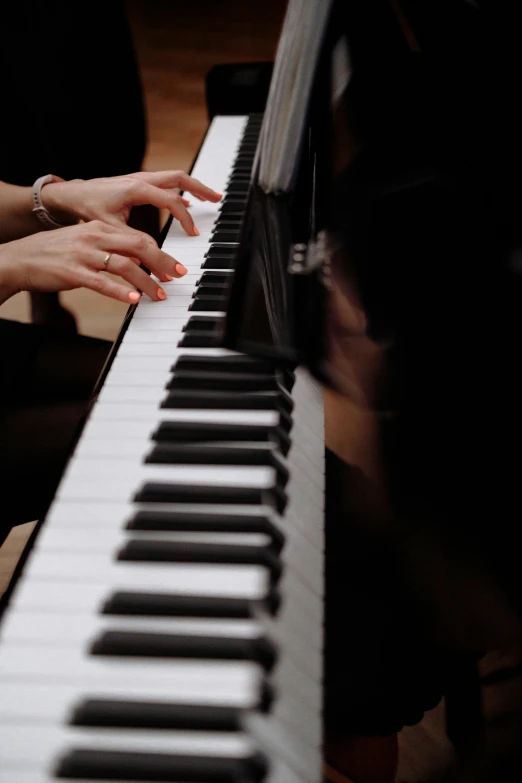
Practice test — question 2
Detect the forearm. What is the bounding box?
[0,181,43,242]
[0,180,76,243]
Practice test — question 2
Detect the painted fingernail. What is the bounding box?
[193,226,200,236]
[128,291,141,303]
[157,288,167,300]
[175,263,188,275]
[164,273,174,281]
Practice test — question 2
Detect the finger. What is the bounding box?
[100,253,167,301]
[86,218,159,246]
[74,266,143,305]
[124,182,197,236]
[90,231,188,280]
[131,171,222,202]
[124,255,170,281]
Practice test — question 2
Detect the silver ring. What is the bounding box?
[102,252,111,268]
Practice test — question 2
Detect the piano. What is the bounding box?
[0,107,325,781]
[6,0,522,779]
[0,113,325,781]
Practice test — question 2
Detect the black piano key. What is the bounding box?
[55,749,269,782]
[178,331,220,348]
[225,181,249,194]
[220,200,247,214]
[211,230,241,243]
[228,168,251,178]
[182,315,220,331]
[172,354,275,374]
[189,296,227,311]
[71,700,243,731]
[133,483,288,513]
[161,389,291,413]
[166,370,282,392]
[146,443,289,476]
[213,220,243,231]
[206,244,238,256]
[102,590,280,619]
[194,283,230,296]
[91,631,278,672]
[152,421,290,455]
[194,281,230,293]
[117,541,282,583]
[127,510,285,551]
[201,256,236,270]
[197,272,232,284]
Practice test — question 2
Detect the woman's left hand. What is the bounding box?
[41,171,222,237]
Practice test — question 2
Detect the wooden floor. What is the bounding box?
[0,2,458,779]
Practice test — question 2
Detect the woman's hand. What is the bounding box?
[41,171,222,236]
[0,220,187,306]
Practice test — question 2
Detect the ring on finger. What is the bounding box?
[102,252,111,270]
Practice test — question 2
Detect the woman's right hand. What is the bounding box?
[0,220,187,305]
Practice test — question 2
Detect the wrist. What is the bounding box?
[41,180,84,225]
[0,245,21,304]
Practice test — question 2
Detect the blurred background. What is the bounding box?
[0,0,285,340]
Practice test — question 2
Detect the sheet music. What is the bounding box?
[256,0,334,194]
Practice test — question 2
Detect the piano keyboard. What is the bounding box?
[0,116,325,783]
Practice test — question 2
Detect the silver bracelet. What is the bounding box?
[31,174,71,230]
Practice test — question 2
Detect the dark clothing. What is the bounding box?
[0,1,146,185]
[0,1,146,541]
[0,318,110,541]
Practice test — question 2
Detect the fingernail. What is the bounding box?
[164,273,173,281]
[193,226,200,236]
[175,263,187,275]
[216,192,223,199]
[128,291,141,303]
[157,288,167,300]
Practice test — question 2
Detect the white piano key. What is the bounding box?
[89,404,281,426]
[9,575,253,615]
[96,385,168,405]
[36,527,272,551]
[120,319,225,343]
[0,645,263,690]
[63,461,277,488]
[118,345,231,360]
[0,724,255,767]
[133,308,226,320]
[127,313,226,330]
[23,556,269,597]
[44,500,279,528]
[0,611,262,645]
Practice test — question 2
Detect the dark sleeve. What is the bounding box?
[0,1,146,185]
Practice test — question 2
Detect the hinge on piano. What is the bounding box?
[288,230,332,289]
